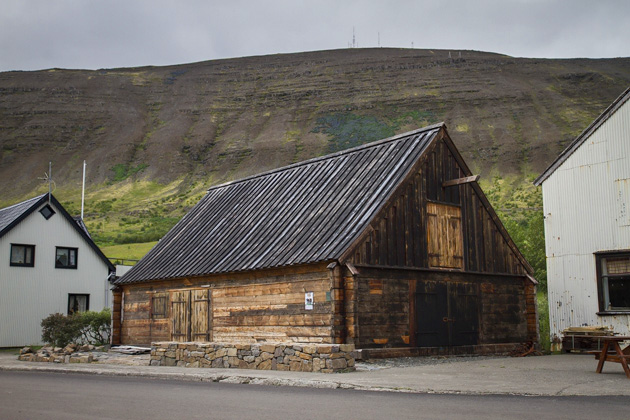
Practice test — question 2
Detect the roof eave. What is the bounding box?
[534,86,630,186]
[207,123,446,192]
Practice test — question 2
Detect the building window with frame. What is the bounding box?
[68,294,89,315]
[597,252,630,312]
[10,244,35,267]
[151,294,168,319]
[56,247,78,269]
[39,204,55,220]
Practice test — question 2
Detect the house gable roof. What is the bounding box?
[0,194,114,272]
[116,124,444,284]
[534,86,630,186]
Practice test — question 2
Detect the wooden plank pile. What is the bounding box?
[562,326,615,353]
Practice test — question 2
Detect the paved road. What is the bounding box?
[1,371,629,420]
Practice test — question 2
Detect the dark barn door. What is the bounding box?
[415,282,449,347]
[415,281,479,348]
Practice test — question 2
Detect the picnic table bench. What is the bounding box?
[579,335,630,379]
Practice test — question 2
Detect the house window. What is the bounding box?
[56,247,78,269]
[68,294,89,315]
[151,294,168,319]
[39,204,55,220]
[597,252,630,312]
[10,244,35,267]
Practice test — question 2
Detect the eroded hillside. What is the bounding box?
[1,48,629,246]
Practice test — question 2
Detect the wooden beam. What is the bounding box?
[442,175,479,188]
[345,262,359,276]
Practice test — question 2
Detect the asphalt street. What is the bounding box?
[1,371,629,420]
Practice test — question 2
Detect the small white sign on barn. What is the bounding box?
[305,292,314,310]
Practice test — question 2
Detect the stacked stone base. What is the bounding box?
[151,342,356,373]
[17,345,98,364]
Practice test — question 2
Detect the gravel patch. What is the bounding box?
[355,355,509,371]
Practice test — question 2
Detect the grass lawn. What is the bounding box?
[100,241,158,262]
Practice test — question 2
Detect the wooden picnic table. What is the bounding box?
[580,335,630,379]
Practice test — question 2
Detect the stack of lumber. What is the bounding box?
[562,326,615,353]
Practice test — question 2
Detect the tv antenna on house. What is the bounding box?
[37,162,56,203]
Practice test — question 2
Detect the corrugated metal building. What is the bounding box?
[0,194,114,347]
[535,87,630,348]
[113,123,538,355]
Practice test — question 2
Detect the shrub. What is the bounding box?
[77,309,111,345]
[41,313,81,347]
[41,309,111,347]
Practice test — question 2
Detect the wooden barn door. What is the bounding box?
[415,281,479,348]
[171,291,189,342]
[171,289,212,342]
[427,203,464,269]
[190,289,211,342]
[449,282,479,346]
[415,281,449,347]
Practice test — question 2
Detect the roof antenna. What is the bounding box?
[38,162,55,203]
[81,160,86,220]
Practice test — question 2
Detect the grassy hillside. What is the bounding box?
[1,48,628,276]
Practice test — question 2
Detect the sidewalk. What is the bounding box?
[1,352,628,396]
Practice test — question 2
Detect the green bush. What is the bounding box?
[41,313,81,347]
[41,309,111,347]
[77,309,111,345]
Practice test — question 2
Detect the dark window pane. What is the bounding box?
[68,294,89,314]
[56,247,78,268]
[10,244,35,267]
[608,276,630,309]
[39,205,55,220]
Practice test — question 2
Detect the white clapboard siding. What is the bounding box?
[541,93,630,343]
[0,200,110,347]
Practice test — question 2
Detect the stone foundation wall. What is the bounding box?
[151,342,356,373]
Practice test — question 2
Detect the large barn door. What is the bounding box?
[191,289,211,342]
[171,289,212,342]
[415,281,479,348]
[415,281,449,347]
[171,291,190,342]
[450,282,479,346]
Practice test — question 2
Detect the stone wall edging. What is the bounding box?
[151,342,356,373]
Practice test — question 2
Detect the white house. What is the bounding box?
[0,193,114,347]
[535,87,630,348]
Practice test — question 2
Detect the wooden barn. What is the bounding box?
[112,123,538,355]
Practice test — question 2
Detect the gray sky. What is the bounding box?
[2,0,629,72]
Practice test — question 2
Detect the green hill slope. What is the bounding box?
[1,48,628,256]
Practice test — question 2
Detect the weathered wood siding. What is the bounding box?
[351,267,535,348]
[356,274,410,348]
[346,138,526,276]
[118,263,334,346]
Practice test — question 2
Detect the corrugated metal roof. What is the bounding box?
[534,86,630,186]
[116,124,443,284]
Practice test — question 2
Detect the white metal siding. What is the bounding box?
[0,201,110,347]
[542,98,630,343]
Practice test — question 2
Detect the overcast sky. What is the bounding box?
[1,0,629,72]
